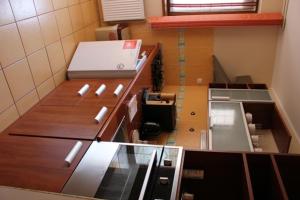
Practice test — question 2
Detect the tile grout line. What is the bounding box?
[1,0,96,118]
[4,0,30,116]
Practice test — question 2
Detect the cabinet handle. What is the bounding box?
[95,106,108,123]
[65,141,83,166]
[211,96,230,101]
[78,84,90,96]
[95,84,106,96]
[113,84,124,96]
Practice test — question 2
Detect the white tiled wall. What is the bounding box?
[0,0,100,132]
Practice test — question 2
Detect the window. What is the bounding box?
[166,0,259,15]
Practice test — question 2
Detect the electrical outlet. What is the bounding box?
[196,78,202,85]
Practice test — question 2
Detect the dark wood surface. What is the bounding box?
[242,102,291,153]
[0,135,91,192]
[243,102,274,129]
[5,79,131,140]
[178,150,295,200]
[274,154,300,199]
[180,151,252,200]
[246,153,288,200]
[1,45,158,142]
[272,106,291,153]
[97,44,159,141]
[40,79,131,107]
[8,105,114,140]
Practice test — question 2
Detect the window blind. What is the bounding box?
[169,0,259,14]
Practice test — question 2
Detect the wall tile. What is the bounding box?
[34,0,54,15]
[37,77,55,99]
[53,68,67,86]
[0,105,19,133]
[4,59,35,101]
[16,89,39,116]
[81,1,93,26]
[55,8,73,37]
[69,4,84,31]
[17,17,44,55]
[68,0,79,6]
[90,0,99,21]
[0,23,25,68]
[38,12,60,45]
[52,0,68,10]
[46,40,66,74]
[0,0,15,26]
[61,34,76,64]
[73,29,87,45]
[27,48,52,86]
[85,25,96,41]
[0,70,14,113]
[10,0,36,21]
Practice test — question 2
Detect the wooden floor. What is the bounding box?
[148,85,208,149]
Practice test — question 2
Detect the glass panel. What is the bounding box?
[248,90,272,101]
[210,102,251,151]
[151,147,179,199]
[210,89,272,102]
[94,145,162,200]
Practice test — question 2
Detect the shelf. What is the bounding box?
[180,151,251,199]
[148,13,283,29]
[274,154,300,199]
[246,154,287,200]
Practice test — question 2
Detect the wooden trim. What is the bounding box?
[242,153,255,200]
[97,44,160,141]
[148,13,283,29]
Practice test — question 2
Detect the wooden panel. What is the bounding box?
[98,45,159,141]
[80,79,132,107]
[0,135,91,192]
[8,105,113,140]
[272,106,291,153]
[39,79,92,106]
[148,13,283,29]
[180,151,252,200]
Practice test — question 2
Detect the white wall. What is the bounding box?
[259,0,284,13]
[144,0,163,17]
[213,0,283,85]
[214,26,279,85]
[271,0,300,153]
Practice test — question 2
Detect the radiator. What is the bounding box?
[100,0,145,22]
